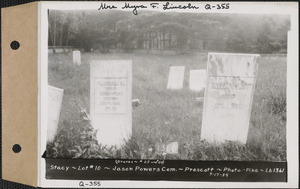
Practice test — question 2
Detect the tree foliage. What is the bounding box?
[48,10,290,54]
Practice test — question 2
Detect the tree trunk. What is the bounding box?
[159,33,161,50]
[169,32,172,49]
[155,33,159,50]
[53,13,57,47]
[148,32,152,50]
[59,24,63,46]
[65,30,70,46]
[162,32,165,50]
[49,29,54,47]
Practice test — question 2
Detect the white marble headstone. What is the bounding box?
[166,142,179,154]
[47,86,64,142]
[189,70,206,91]
[201,53,259,144]
[90,60,132,147]
[167,66,185,89]
[73,50,81,65]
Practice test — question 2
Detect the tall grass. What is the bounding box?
[46,52,286,161]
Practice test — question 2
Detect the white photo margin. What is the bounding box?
[38,1,299,188]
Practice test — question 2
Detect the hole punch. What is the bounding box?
[12,144,21,153]
[10,40,20,50]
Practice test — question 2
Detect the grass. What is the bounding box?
[46,52,286,161]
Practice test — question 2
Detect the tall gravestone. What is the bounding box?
[73,50,81,65]
[167,66,185,89]
[90,60,132,147]
[189,70,206,91]
[47,86,64,142]
[201,53,259,144]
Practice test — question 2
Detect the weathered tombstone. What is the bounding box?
[155,142,179,154]
[155,143,167,154]
[196,97,204,101]
[132,99,140,107]
[167,66,185,89]
[166,142,179,154]
[55,48,64,54]
[196,97,204,106]
[48,48,54,54]
[189,69,206,91]
[90,60,132,147]
[73,50,81,65]
[47,86,64,142]
[201,53,259,144]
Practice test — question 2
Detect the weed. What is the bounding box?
[46,53,286,161]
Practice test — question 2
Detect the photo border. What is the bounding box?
[39,1,299,188]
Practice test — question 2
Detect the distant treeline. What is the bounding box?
[48,10,290,54]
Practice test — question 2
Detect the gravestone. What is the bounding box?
[47,86,64,142]
[132,99,140,107]
[196,97,204,101]
[90,60,132,147]
[73,50,81,65]
[166,142,179,154]
[167,66,185,89]
[201,53,259,144]
[155,142,179,154]
[189,69,206,91]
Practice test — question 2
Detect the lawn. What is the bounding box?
[46,52,286,161]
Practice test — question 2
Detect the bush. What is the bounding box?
[267,93,286,121]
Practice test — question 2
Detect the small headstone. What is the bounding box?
[196,97,204,102]
[167,66,185,89]
[48,48,54,54]
[155,143,166,154]
[166,142,179,154]
[201,53,259,144]
[132,99,140,107]
[155,142,179,154]
[55,48,64,54]
[47,86,64,142]
[189,70,206,91]
[90,60,132,147]
[73,50,81,65]
[196,97,204,106]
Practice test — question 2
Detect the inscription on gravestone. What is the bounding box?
[189,69,206,91]
[94,78,127,114]
[167,66,185,89]
[47,86,64,142]
[90,60,132,147]
[201,53,259,144]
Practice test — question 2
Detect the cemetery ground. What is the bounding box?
[46,52,286,161]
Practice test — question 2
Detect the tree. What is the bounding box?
[255,16,290,53]
[225,15,258,53]
[48,10,69,47]
[48,10,290,54]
